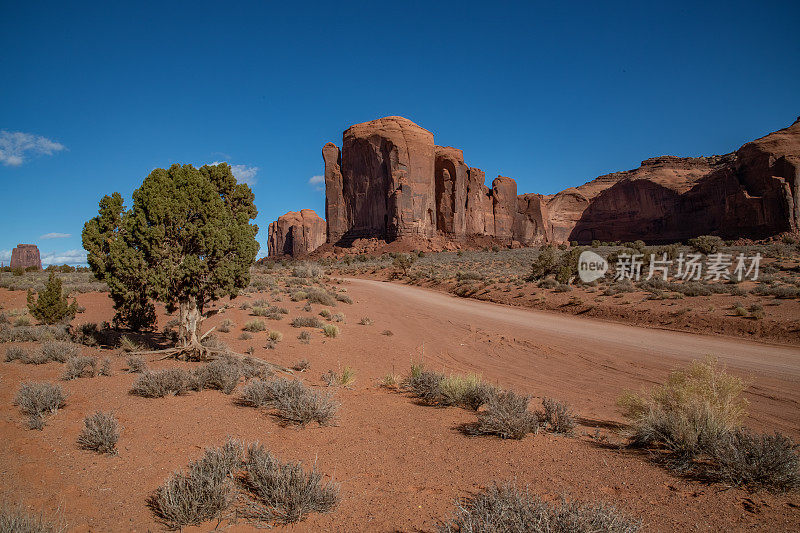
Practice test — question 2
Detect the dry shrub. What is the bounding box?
[291,316,323,328]
[358,317,373,325]
[403,369,494,410]
[305,289,336,306]
[126,354,147,373]
[618,357,747,463]
[238,378,337,426]
[701,429,799,493]
[291,359,310,372]
[62,356,98,380]
[0,502,66,533]
[130,369,195,398]
[77,412,120,454]
[5,346,29,362]
[243,319,266,332]
[32,341,80,364]
[437,482,640,533]
[14,382,67,430]
[192,354,273,394]
[242,443,339,524]
[403,369,445,405]
[148,439,244,530]
[100,358,112,376]
[539,398,576,435]
[472,390,538,440]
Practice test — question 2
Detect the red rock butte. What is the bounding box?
[267,209,326,257]
[10,244,42,270]
[267,116,800,256]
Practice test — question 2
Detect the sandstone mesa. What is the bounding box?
[268,116,800,256]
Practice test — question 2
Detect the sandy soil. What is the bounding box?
[1,283,799,532]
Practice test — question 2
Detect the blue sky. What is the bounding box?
[1,1,798,264]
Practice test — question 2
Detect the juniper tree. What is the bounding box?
[83,192,156,331]
[27,272,78,324]
[83,163,259,356]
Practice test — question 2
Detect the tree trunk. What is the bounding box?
[178,296,202,349]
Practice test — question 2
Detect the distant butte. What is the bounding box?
[10,244,42,270]
[267,116,800,256]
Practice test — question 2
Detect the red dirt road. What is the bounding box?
[344,278,800,437]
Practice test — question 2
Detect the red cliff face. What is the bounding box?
[10,244,42,270]
[267,210,326,257]
[303,116,800,255]
[568,118,800,242]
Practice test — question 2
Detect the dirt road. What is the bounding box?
[344,278,800,435]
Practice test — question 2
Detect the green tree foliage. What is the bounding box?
[83,163,259,350]
[83,192,156,331]
[528,245,558,280]
[688,235,724,255]
[392,253,416,276]
[27,272,78,324]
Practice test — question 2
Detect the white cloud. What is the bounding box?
[0,250,11,262]
[40,232,72,239]
[309,175,325,192]
[0,130,66,166]
[209,161,259,186]
[41,249,87,266]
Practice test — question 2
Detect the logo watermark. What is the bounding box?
[578,250,608,283]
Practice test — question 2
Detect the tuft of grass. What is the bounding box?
[471,390,538,440]
[62,355,98,380]
[14,382,67,430]
[218,318,234,333]
[297,330,311,344]
[322,367,355,387]
[439,374,496,410]
[100,357,112,376]
[358,317,373,325]
[77,411,120,455]
[380,373,400,389]
[319,309,332,319]
[437,482,640,533]
[243,319,266,332]
[130,369,196,398]
[241,443,339,524]
[118,335,142,352]
[322,324,339,338]
[268,330,283,342]
[148,439,244,530]
[291,316,323,328]
[538,398,576,435]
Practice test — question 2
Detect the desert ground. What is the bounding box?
[1,258,799,531]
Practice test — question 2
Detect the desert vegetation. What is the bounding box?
[147,439,338,529]
[619,358,799,492]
